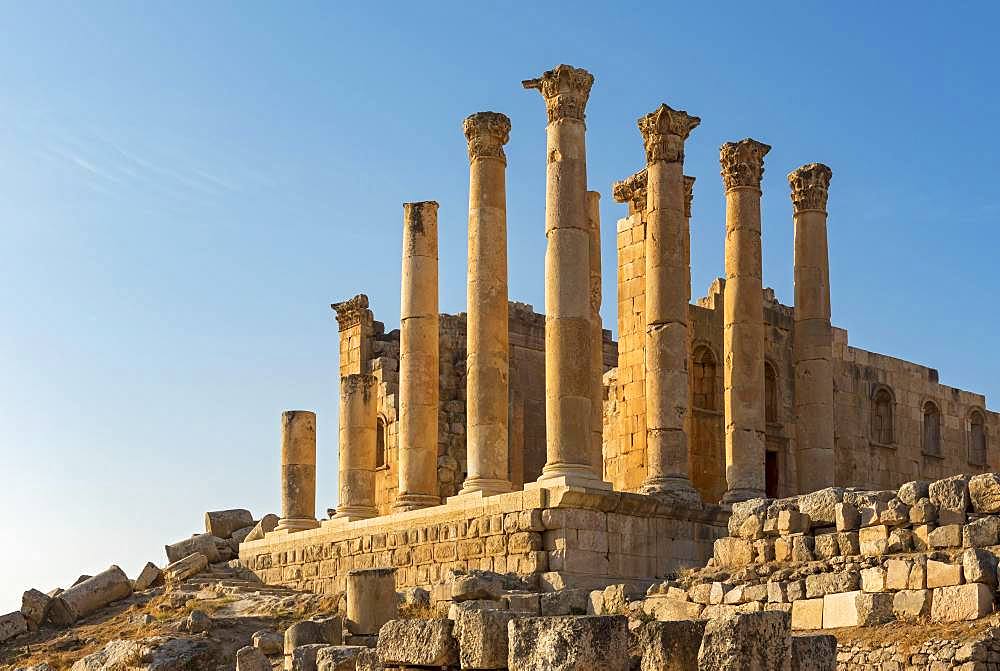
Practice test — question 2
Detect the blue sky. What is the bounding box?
[2,2,998,610]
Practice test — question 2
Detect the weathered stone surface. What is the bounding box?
[162,552,208,585]
[861,567,886,593]
[455,608,514,670]
[184,609,211,634]
[69,637,212,670]
[835,502,860,531]
[452,570,506,602]
[20,589,51,628]
[929,524,962,548]
[858,525,889,556]
[252,629,283,655]
[540,588,590,615]
[879,498,910,527]
[798,488,843,528]
[286,620,324,662]
[133,562,163,591]
[812,534,839,560]
[963,548,997,586]
[316,645,367,671]
[236,645,271,671]
[887,527,914,553]
[791,634,836,671]
[892,589,931,620]
[377,619,458,667]
[805,571,859,599]
[697,611,791,670]
[929,474,970,519]
[822,591,869,628]
[835,532,859,556]
[354,649,381,671]
[964,516,1000,547]
[48,565,133,626]
[205,508,254,539]
[0,611,28,643]
[642,596,704,621]
[909,498,937,524]
[791,599,823,630]
[777,510,810,534]
[244,513,280,542]
[347,568,397,636]
[926,559,963,588]
[855,592,894,626]
[931,583,994,622]
[713,537,753,567]
[898,480,930,505]
[729,498,768,536]
[790,536,815,562]
[885,559,911,591]
[969,473,1000,513]
[635,620,707,671]
[292,643,329,671]
[508,616,629,671]
[164,533,221,564]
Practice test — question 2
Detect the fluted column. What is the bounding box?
[460,112,512,497]
[394,201,441,511]
[334,374,378,520]
[720,139,771,503]
[790,163,836,493]
[523,64,606,488]
[587,190,603,476]
[637,104,701,503]
[276,410,320,532]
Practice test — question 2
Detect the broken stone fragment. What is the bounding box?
[291,643,330,671]
[68,636,212,670]
[236,645,271,671]
[164,533,221,564]
[454,608,514,670]
[133,562,163,591]
[698,611,792,670]
[0,611,28,643]
[346,568,397,636]
[376,618,458,667]
[634,619,706,671]
[48,565,133,626]
[252,628,283,655]
[204,508,254,539]
[798,488,844,528]
[969,473,1000,513]
[791,634,836,671]
[508,615,629,671]
[162,552,209,585]
[450,570,507,601]
[316,645,367,671]
[931,583,994,622]
[962,548,998,586]
[929,474,970,521]
[897,480,930,505]
[892,589,931,620]
[20,588,51,628]
[244,513,280,543]
[964,515,1000,547]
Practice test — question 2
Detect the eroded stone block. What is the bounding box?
[635,620,706,671]
[508,616,629,671]
[931,583,993,622]
[376,618,458,667]
[790,634,836,671]
[697,611,792,670]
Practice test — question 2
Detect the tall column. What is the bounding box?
[276,410,320,532]
[460,111,512,497]
[523,64,606,488]
[587,190,604,476]
[394,201,441,511]
[789,163,836,493]
[683,176,695,302]
[637,104,701,502]
[720,139,771,503]
[334,373,379,520]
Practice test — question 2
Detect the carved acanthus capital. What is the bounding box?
[331,294,372,332]
[720,139,771,191]
[612,168,647,215]
[787,163,833,213]
[637,104,701,163]
[463,111,511,163]
[522,64,594,123]
[684,175,695,219]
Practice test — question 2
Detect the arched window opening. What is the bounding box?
[375,417,387,468]
[923,401,941,457]
[765,362,779,424]
[872,387,894,445]
[970,411,987,466]
[692,346,718,411]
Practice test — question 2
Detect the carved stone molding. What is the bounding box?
[522,64,594,123]
[342,372,377,401]
[637,104,700,164]
[331,294,372,331]
[720,139,771,191]
[788,162,833,213]
[684,175,696,219]
[463,111,511,163]
[612,168,647,213]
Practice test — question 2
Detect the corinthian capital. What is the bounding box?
[637,104,701,163]
[787,163,833,213]
[331,294,372,331]
[522,64,594,123]
[684,175,695,219]
[720,138,771,191]
[612,168,647,214]
[463,111,511,163]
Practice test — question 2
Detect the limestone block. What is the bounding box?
[236,645,271,671]
[315,646,366,671]
[773,537,792,562]
[540,588,590,615]
[969,473,1000,513]
[252,629,283,655]
[909,498,938,524]
[291,643,329,671]
[861,567,886,593]
[635,620,706,671]
[743,584,769,603]
[285,621,323,661]
[835,502,860,531]
[931,583,994,622]
[164,533,221,564]
[898,480,931,505]
[929,474,970,520]
[787,580,806,602]
[822,591,862,628]
[879,499,910,527]
[0,611,28,643]
[697,611,792,670]
[888,528,913,554]
[315,616,343,645]
[48,565,133,626]
[451,571,506,602]
[885,559,911,591]
[355,649,380,671]
[798,489,843,528]
[835,532,860,556]
[736,512,765,540]
[813,534,840,560]
[346,568,397,636]
[713,537,753,568]
[642,596,704,621]
[791,536,815,562]
[908,557,928,590]
[962,548,997,586]
[768,581,788,603]
[399,587,431,610]
[129,563,160,593]
[777,510,809,534]
[21,589,51,628]
[244,514,281,542]
[728,498,768,536]
[912,524,933,551]
[449,600,503,621]
[502,593,540,615]
[376,619,458,667]
[454,608,514,670]
[184,609,211,634]
[205,508,254,539]
[964,516,1000,547]
[791,598,823,630]
[892,589,931,620]
[859,525,889,556]
[507,616,629,671]
[859,501,886,528]
[162,552,208,585]
[790,634,837,671]
[929,524,963,548]
[805,571,859,599]
[927,560,963,588]
[855,592,894,625]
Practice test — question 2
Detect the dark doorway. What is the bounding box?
[765,450,779,498]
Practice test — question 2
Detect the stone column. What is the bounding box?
[334,373,379,520]
[720,139,771,503]
[789,163,836,493]
[460,112,512,497]
[394,201,441,511]
[587,190,604,476]
[523,64,606,488]
[277,410,320,532]
[346,567,398,635]
[684,176,696,302]
[637,104,701,503]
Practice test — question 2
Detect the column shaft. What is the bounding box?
[277,410,319,532]
[461,112,512,497]
[720,139,771,503]
[587,190,604,476]
[335,373,379,520]
[395,201,441,511]
[790,163,836,493]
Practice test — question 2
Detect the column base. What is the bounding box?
[392,493,441,512]
[274,517,320,533]
[525,463,612,491]
[721,488,766,505]
[457,477,512,498]
[639,477,702,506]
[332,505,378,522]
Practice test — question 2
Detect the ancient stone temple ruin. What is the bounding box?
[240,63,998,598]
